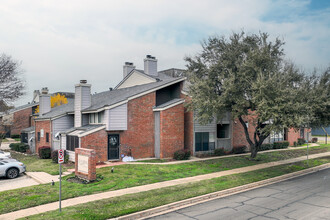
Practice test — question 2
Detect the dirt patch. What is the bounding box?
[66,175,103,184]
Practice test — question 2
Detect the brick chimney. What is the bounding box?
[123,62,135,78]
[39,87,51,116]
[74,80,91,127]
[144,55,158,76]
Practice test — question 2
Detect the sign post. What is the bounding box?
[58,149,64,212]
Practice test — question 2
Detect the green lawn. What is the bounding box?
[0,144,329,215]
[22,156,330,220]
[9,151,74,175]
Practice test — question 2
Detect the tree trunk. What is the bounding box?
[250,144,257,158]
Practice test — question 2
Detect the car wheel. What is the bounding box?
[6,168,19,179]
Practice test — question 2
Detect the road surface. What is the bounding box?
[149,167,330,220]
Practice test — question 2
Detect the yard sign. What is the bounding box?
[58,149,64,164]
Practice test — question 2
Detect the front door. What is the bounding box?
[108,134,120,160]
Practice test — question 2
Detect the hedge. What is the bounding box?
[51,150,69,163]
[214,148,226,156]
[173,149,191,160]
[232,145,247,154]
[273,141,289,149]
[259,143,273,151]
[10,134,20,139]
[9,143,29,153]
[297,138,305,146]
[38,146,51,159]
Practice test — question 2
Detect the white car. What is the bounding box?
[0,159,26,179]
[0,150,11,159]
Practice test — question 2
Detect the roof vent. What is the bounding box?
[109,87,113,91]
[80,80,87,84]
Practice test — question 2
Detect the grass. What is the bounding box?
[0,139,8,143]
[0,144,329,215]
[21,156,330,220]
[135,158,172,163]
[9,151,74,175]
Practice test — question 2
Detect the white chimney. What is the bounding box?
[123,62,135,78]
[74,80,91,127]
[39,87,51,116]
[144,55,158,76]
[32,90,40,103]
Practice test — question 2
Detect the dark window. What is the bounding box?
[195,132,209,152]
[46,133,49,143]
[300,128,304,138]
[66,135,79,151]
[217,124,229,138]
[37,132,40,141]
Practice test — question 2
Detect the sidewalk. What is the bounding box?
[1,151,330,220]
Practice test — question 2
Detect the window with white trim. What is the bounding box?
[89,112,103,124]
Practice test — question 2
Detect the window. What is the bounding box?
[195,132,209,152]
[46,133,49,143]
[66,135,79,151]
[217,124,229,138]
[37,132,40,141]
[89,112,103,124]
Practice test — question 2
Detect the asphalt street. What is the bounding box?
[149,167,330,220]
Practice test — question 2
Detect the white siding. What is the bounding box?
[74,86,82,127]
[106,104,127,130]
[39,95,51,116]
[52,115,74,150]
[61,134,66,150]
[194,116,217,133]
[117,71,155,89]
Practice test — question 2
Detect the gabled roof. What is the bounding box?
[114,68,182,89]
[83,76,185,112]
[37,76,185,119]
[7,102,38,114]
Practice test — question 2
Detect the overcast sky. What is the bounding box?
[1,0,329,107]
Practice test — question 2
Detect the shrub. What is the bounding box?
[273,141,289,149]
[214,148,225,156]
[232,145,246,154]
[259,143,273,151]
[51,150,69,163]
[10,134,20,139]
[173,149,191,160]
[297,138,305,146]
[293,141,297,147]
[9,143,29,152]
[311,138,318,143]
[38,146,51,159]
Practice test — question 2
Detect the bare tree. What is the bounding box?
[0,53,25,144]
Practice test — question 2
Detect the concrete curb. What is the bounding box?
[114,163,330,220]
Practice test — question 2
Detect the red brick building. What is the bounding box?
[33,55,309,162]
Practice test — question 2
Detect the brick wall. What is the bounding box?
[35,120,51,154]
[119,92,156,159]
[159,103,184,158]
[181,94,194,153]
[75,148,96,181]
[11,107,33,135]
[80,129,108,163]
[232,114,256,150]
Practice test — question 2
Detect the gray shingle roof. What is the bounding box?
[36,98,74,120]
[83,77,184,112]
[37,77,185,119]
[7,102,38,114]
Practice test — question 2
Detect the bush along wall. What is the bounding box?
[273,141,289,149]
[232,145,247,154]
[38,146,51,159]
[51,150,69,163]
[297,138,305,146]
[259,143,273,151]
[173,149,191,160]
[9,143,29,153]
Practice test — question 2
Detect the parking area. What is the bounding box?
[0,173,39,192]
